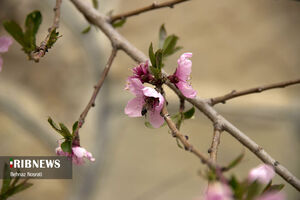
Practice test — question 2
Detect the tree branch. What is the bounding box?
[161,104,215,169]
[69,0,300,191]
[110,0,191,23]
[73,48,118,145]
[209,78,300,106]
[208,124,223,163]
[30,0,62,62]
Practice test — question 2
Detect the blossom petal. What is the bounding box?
[125,96,144,117]
[73,156,85,165]
[125,78,144,96]
[176,81,197,98]
[142,87,161,99]
[205,183,233,200]
[149,109,164,128]
[248,164,275,184]
[72,147,87,158]
[56,147,68,156]
[86,152,96,162]
[176,52,193,81]
[0,36,13,53]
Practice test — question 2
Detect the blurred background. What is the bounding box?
[0,0,299,199]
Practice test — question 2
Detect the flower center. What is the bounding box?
[141,97,159,116]
[168,74,179,84]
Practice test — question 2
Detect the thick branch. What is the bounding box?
[210,78,300,106]
[31,0,62,62]
[70,0,300,191]
[73,48,118,145]
[110,0,191,23]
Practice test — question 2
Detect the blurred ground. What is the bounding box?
[0,0,299,199]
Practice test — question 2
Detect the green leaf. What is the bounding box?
[264,184,285,193]
[229,176,244,199]
[1,164,11,195]
[112,19,126,28]
[162,34,181,57]
[11,171,21,187]
[24,10,42,52]
[245,181,261,200]
[92,0,98,9]
[262,181,272,193]
[48,117,70,138]
[183,107,195,119]
[82,26,91,34]
[4,181,33,197]
[61,140,72,153]
[72,121,79,134]
[3,21,25,47]
[148,43,156,68]
[155,49,163,70]
[48,117,62,133]
[159,24,167,49]
[25,11,42,37]
[170,113,182,129]
[46,29,59,49]
[175,138,183,149]
[144,121,154,129]
[149,66,160,79]
[59,123,72,138]
[175,116,183,129]
[223,151,245,171]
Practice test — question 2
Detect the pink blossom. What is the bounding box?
[169,53,197,98]
[131,61,153,83]
[205,182,233,200]
[0,36,13,72]
[248,164,275,184]
[256,192,285,200]
[125,78,165,128]
[56,144,95,165]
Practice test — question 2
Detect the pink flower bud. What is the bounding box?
[205,182,233,200]
[131,61,153,83]
[248,164,275,184]
[55,141,95,165]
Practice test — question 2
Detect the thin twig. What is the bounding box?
[209,78,300,106]
[110,0,191,23]
[176,97,185,129]
[30,0,62,62]
[70,0,300,191]
[73,48,118,145]
[161,104,215,169]
[208,124,223,163]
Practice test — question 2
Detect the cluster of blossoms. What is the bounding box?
[202,164,284,200]
[125,53,197,127]
[0,36,13,72]
[56,142,95,165]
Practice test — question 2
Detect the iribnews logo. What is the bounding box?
[9,158,61,169]
[0,156,72,179]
